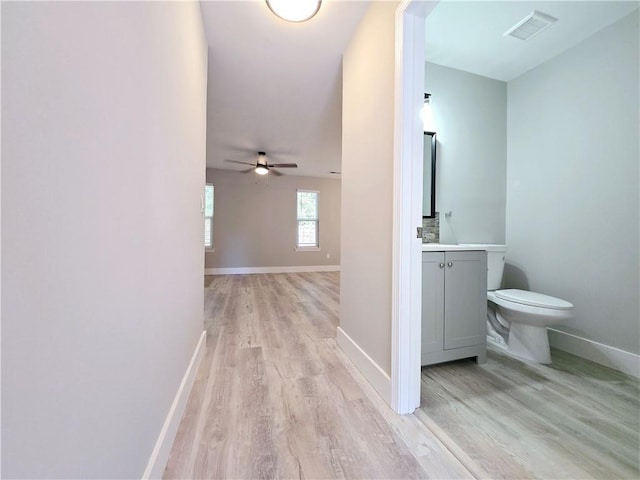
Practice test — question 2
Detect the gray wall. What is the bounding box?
[425,62,507,244]
[204,168,341,269]
[1,2,208,477]
[341,1,398,375]
[506,12,639,355]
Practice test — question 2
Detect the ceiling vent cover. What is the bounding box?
[504,10,558,41]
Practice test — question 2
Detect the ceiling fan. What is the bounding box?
[224,151,298,176]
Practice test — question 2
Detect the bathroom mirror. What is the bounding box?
[423,132,437,218]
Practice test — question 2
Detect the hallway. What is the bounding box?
[164,273,448,478]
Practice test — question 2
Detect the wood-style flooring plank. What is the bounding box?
[419,346,640,480]
[164,272,442,480]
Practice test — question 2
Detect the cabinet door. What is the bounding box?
[443,251,487,350]
[422,252,445,358]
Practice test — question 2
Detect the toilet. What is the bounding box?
[484,245,573,364]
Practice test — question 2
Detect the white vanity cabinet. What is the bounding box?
[421,249,488,366]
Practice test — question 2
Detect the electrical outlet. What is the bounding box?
[326,253,331,259]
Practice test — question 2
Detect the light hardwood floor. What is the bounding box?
[165,272,639,479]
[164,272,469,479]
[419,346,640,479]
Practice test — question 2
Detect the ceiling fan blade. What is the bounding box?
[266,152,295,163]
[224,159,255,167]
[268,163,298,168]
[270,169,284,176]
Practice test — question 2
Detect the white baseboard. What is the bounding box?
[336,327,391,405]
[548,328,639,378]
[204,265,340,275]
[142,330,207,479]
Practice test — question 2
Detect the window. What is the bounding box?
[297,190,319,249]
[204,184,214,249]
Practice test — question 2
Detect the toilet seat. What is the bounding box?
[495,289,573,310]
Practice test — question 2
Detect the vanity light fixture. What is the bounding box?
[266,0,322,23]
[422,93,436,133]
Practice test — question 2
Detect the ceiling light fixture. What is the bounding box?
[255,165,269,175]
[504,10,558,41]
[265,0,322,23]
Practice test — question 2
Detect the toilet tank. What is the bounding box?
[485,245,508,290]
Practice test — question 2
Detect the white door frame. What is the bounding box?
[391,0,438,415]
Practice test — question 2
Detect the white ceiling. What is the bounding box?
[200,1,638,178]
[200,0,368,177]
[425,1,639,82]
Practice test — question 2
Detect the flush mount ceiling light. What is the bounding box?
[266,0,322,23]
[504,10,558,41]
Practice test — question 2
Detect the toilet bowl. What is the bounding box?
[487,289,573,363]
[481,245,574,364]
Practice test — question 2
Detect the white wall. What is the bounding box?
[341,1,398,377]
[426,62,507,244]
[506,11,639,356]
[204,168,341,269]
[1,2,208,477]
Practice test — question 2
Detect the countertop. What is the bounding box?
[421,243,507,252]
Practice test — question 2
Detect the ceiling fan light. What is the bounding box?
[266,0,322,23]
[255,165,269,175]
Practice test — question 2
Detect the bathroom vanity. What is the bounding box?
[421,244,488,366]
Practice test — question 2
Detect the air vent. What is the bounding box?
[504,10,558,41]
